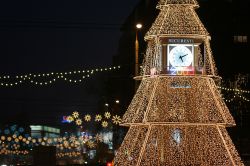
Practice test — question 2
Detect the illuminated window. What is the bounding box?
[234,35,248,43]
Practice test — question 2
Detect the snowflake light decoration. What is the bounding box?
[95,114,102,122]
[112,115,122,125]
[72,111,79,118]
[84,114,91,122]
[69,136,76,142]
[101,121,108,128]
[87,141,95,148]
[104,112,111,119]
[75,119,82,126]
[67,116,74,122]
[95,134,103,142]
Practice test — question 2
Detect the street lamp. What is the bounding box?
[135,23,142,91]
[136,23,142,29]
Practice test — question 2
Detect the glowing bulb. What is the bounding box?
[136,23,142,29]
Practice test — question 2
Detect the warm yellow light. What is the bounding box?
[136,23,142,29]
[114,0,244,165]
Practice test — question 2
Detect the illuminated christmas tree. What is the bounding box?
[114,0,244,165]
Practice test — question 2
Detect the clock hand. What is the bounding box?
[179,56,183,62]
[180,54,188,58]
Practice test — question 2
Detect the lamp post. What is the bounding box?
[135,23,142,91]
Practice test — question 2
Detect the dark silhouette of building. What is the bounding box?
[33,146,56,166]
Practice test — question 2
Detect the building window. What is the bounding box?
[234,35,248,43]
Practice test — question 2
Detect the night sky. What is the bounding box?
[0,0,140,72]
[0,0,140,125]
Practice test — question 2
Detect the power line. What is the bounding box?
[0,19,126,29]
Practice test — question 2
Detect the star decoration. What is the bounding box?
[72,111,79,118]
[84,114,91,122]
[75,119,82,126]
[95,134,103,142]
[87,141,95,148]
[112,115,122,125]
[70,136,76,142]
[95,114,102,122]
[104,112,111,119]
[102,121,108,128]
[67,116,74,122]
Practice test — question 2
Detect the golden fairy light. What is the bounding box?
[0,65,121,87]
[114,0,244,165]
[84,114,91,122]
[95,114,102,122]
[112,115,122,125]
[104,112,111,119]
[75,119,82,126]
[102,121,109,128]
[72,111,79,118]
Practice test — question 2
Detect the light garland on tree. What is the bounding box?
[114,0,244,165]
[0,65,121,87]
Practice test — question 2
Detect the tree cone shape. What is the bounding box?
[115,125,243,166]
[121,77,235,126]
[114,0,244,165]
[146,0,208,40]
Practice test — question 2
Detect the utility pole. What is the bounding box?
[135,23,142,92]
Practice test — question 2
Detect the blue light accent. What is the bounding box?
[4,129,10,135]
[19,127,24,133]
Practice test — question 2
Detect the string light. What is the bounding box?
[0,65,121,87]
[0,125,106,157]
[223,94,250,103]
[218,86,250,102]
[218,86,250,94]
[0,133,104,156]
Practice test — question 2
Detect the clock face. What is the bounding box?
[168,45,193,67]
